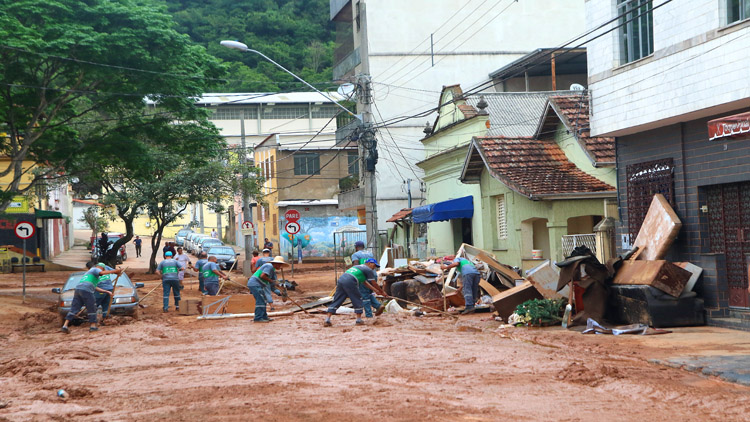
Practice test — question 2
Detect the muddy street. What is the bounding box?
[0,267,748,422]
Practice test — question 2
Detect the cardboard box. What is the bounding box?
[178,299,201,316]
[491,281,543,321]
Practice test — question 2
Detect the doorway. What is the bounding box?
[706,181,750,308]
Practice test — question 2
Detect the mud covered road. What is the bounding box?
[1,267,750,421]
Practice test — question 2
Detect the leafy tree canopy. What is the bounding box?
[159,0,336,92]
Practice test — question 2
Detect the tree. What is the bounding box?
[78,206,113,242]
[0,0,225,211]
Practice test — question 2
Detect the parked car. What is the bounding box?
[206,246,239,270]
[52,271,144,323]
[90,232,128,264]
[186,233,209,254]
[196,237,223,256]
[174,228,193,247]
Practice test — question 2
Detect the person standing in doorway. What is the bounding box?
[133,236,142,258]
[441,256,481,314]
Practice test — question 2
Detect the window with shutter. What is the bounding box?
[495,195,507,239]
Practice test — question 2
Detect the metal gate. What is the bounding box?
[706,182,750,308]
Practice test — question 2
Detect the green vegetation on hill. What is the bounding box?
[160,0,336,92]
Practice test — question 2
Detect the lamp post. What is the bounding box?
[221,40,380,259]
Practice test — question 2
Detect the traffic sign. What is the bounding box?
[285,221,301,235]
[14,221,35,240]
[241,221,253,229]
[284,209,301,222]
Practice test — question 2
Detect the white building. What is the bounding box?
[585,0,750,326]
[330,0,587,229]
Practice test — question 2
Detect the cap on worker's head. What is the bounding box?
[96,262,106,268]
[165,251,173,257]
[354,241,365,248]
[262,248,271,253]
[270,256,290,267]
[365,258,380,268]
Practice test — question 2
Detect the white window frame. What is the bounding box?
[727,0,750,23]
[618,0,654,64]
[495,195,507,240]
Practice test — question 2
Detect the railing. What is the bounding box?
[561,234,597,259]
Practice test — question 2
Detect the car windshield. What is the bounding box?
[208,247,233,255]
[62,272,133,291]
[177,229,192,236]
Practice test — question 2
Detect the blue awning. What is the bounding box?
[412,195,474,224]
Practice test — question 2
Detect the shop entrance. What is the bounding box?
[706,181,750,308]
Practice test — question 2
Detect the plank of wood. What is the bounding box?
[632,194,682,260]
[475,251,525,284]
[285,296,333,313]
[491,281,543,320]
[612,260,691,297]
[479,279,502,297]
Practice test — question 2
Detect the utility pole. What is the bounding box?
[358,2,378,258]
[241,111,253,277]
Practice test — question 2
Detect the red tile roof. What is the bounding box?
[546,95,615,165]
[386,208,413,223]
[457,104,478,119]
[472,136,615,197]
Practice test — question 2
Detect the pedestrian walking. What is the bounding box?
[174,247,191,287]
[350,241,384,318]
[324,258,383,327]
[188,251,208,294]
[441,256,481,314]
[155,251,184,312]
[211,228,218,239]
[133,235,142,257]
[61,263,121,333]
[247,256,289,322]
[201,255,230,296]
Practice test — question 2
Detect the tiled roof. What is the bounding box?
[470,136,615,198]
[457,104,478,119]
[386,208,413,223]
[465,91,577,138]
[546,94,615,165]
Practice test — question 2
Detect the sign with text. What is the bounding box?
[284,209,301,222]
[708,111,750,141]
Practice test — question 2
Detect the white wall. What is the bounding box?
[586,0,750,136]
[360,0,587,226]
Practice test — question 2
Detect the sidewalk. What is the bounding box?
[504,324,750,387]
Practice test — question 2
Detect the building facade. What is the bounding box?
[330,0,587,229]
[586,0,750,327]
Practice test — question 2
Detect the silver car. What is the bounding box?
[52,272,145,323]
[197,237,223,256]
[175,228,193,247]
[186,233,207,254]
[206,246,239,270]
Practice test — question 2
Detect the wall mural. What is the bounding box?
[280,216,364,258]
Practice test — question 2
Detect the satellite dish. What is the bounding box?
[570,83,586,91]
[337,83,355,97]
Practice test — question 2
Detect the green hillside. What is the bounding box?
[160,0,335,92]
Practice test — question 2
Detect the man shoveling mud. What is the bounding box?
[350,241,384,318]
[61,263,122,333]
[324,258,385,327]
[247,256,289,323]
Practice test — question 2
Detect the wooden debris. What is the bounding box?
[632,194,682,260]
[612,260,692,298]
[526,260,568,300]
[201,294,255,315]
[491,281,544,321]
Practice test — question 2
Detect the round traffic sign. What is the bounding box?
[284,209,301,222]
[241,221,253,229]
[14,221,35,239]
[285,221,301,235]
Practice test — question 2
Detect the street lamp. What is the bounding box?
[220,40,359,120]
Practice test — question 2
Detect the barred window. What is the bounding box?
[312,106,339,119]
[495,195,507,239]
[263,106,309,120]
[294,154,320,175]
[626,158,674,240]
[208,106,258,120]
